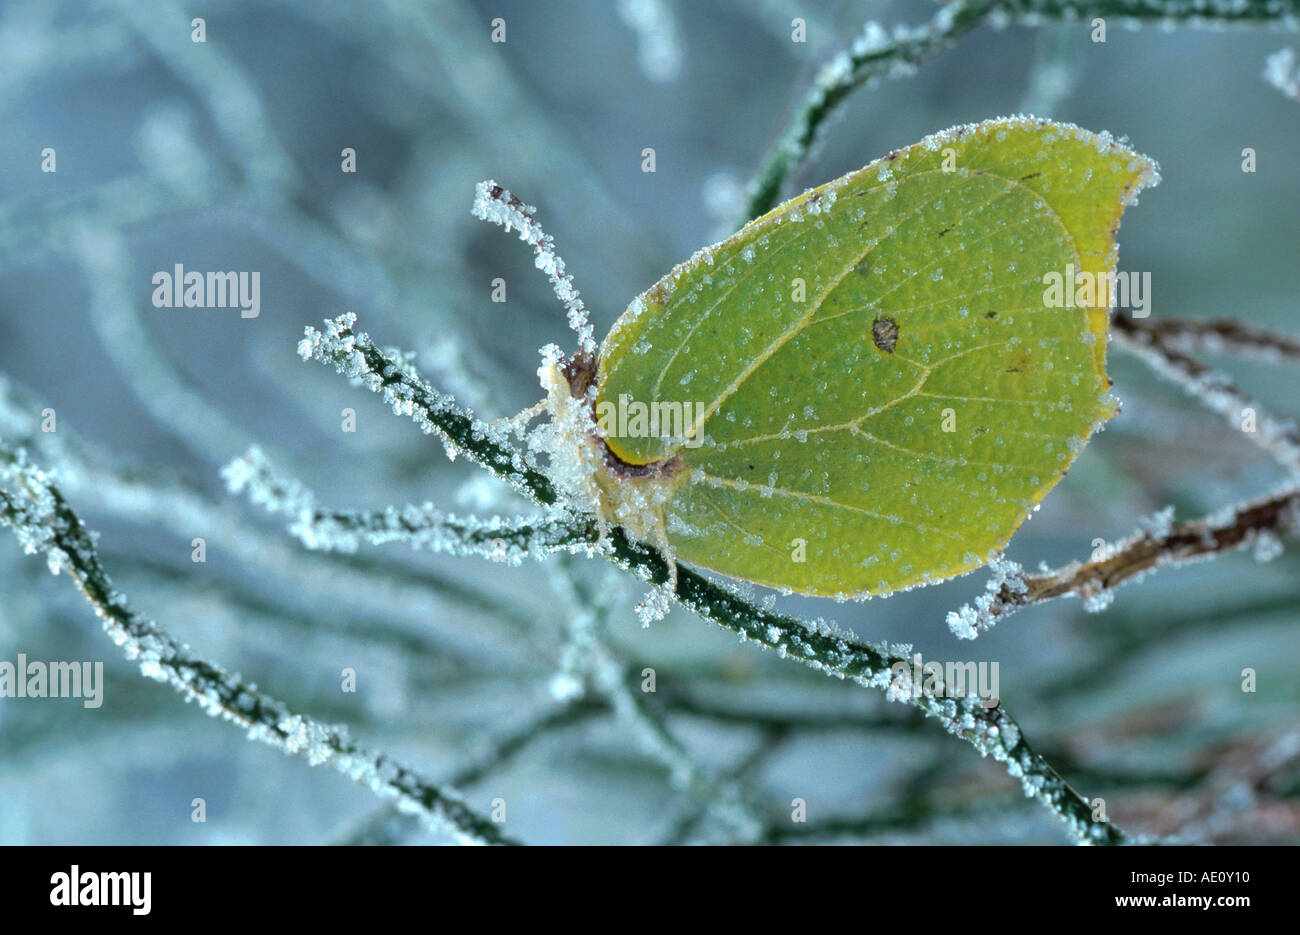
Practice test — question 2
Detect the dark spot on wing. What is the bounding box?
[1005,351,1032,374]
[872,315,899,354]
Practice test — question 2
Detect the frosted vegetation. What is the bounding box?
[0,0,1297,845]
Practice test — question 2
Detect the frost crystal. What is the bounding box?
[471,181,596,356]
[946,555,1027,640]
[1264,47,1300,101]
[1252,529,1284,563]
[223,446,584,562]
[1137,505,1176,539]
[634,581,674,627]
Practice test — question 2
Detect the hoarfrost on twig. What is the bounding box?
[1118,315,1300,363]
[296,313,566,508]
[471,181,596,357]
[0,440,514,845]
[948,486,1300,633]
[742,0,990,224]
[1113,314,1300,478]
[223,445,588,561]
[740,0,1300,224]
[946,556,1028,639]
[554,565,766,842]
[647,538,1132,844]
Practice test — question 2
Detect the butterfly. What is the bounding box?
[541,117,1158,598]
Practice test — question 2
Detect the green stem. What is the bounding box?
[741,0,1300,225]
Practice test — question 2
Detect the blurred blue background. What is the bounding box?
[0,0,1296,844]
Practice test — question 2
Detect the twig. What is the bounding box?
[949,484,1300,636]
[104,0,300,194]
[1162,727,1300,842]
[0,443,517,846]
[615,0,683,83]
[555,563,768,842]
[291,0,652,270]
[741,0,994,223]
[1117,315,1300,364]
[1010,0,1300,23]
[224,445,588,560]
[648,539,1139,843]
[764,792,1027,844]
[333,699,603,845]
[660,728,786,845]
[297,313,564,505]
[71,225,261,465]
[1019,23,1083,116]
[742,0,1300,222]
[1033,590,1299,705]
[1112,313,1300,477]
[471,181,596,358]
[661,690,926,734]
[0,373,546,655]
[114,553,484,680]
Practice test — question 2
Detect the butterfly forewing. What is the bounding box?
[596,117,1157,597]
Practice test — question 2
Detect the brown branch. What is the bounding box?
[1112,313,1300,477]
[1117,315,1300,364]
[957,484,1300,632]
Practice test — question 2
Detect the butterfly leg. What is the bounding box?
[485,399,548,434]
[650,505,679,592]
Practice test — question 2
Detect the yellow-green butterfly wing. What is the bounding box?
[594,117,1158,598]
